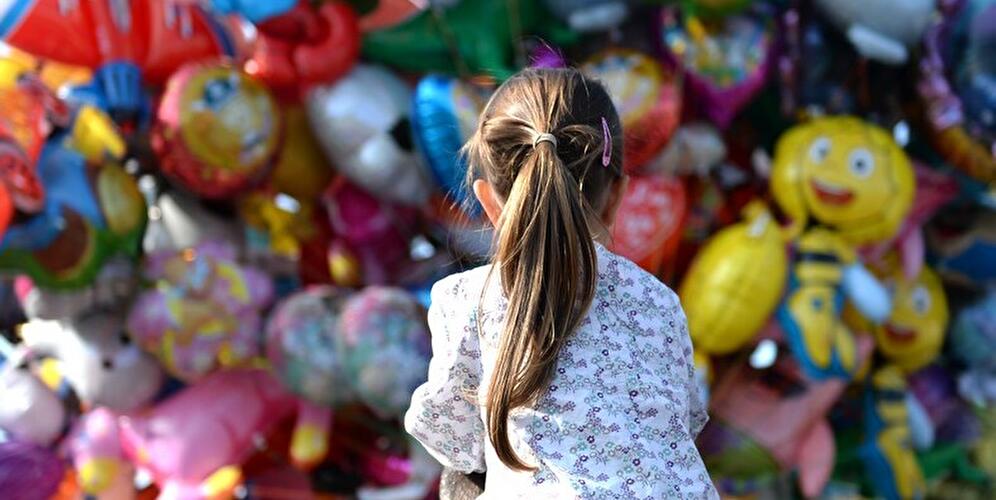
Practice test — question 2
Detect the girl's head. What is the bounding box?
[463,68,625,470]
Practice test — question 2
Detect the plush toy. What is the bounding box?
[66,369,305,500]
[154,61,282,199]
[0,348,67,447]
[581,49,681,174]
[20,310,164,413]
[127,242,274,381]
[307,65,432,206]
[771,117,915,380]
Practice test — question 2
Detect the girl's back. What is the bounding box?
[404,68,717,499]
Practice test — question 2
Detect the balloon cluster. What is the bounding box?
[0,1,992,499]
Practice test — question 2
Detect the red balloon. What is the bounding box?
[0,1,246,85]
[610,174,687,277]
[360,0,427,32]
[247,1,361,99]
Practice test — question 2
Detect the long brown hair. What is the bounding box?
[463,68,623,470]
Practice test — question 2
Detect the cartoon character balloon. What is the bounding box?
[0,69,147,290]
[658,5,776,127]
[339,287,431,419]
[0,0,249,122]
[307,65,432,206]
[771,116,914,380]
[581,49,681,174]
[127,242,274,381]
[846,260,948,375]
[412,74,489,207]
[154,62,282,199]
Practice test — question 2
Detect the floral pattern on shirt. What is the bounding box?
[405,243,717,499]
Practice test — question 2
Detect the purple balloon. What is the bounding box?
[0,440,64,500]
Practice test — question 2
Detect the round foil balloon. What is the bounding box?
[266,286,353,407]
[610,174,687,276]
[339,287,430,419]
[154,62,281,199]
[307,65,432,206]
[582,49,681,174]
[658,6,775,127]
[0,440,64,500]
[412,74,488,205]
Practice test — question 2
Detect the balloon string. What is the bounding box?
[429,4,472,81]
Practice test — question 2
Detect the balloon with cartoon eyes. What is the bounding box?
[771,116,915,381]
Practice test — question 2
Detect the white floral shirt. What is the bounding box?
[405,243,717,499]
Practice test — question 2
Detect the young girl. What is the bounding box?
[405,68,717,499]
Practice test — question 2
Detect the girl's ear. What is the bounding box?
[600,175,629,228]
[473,179,503,227]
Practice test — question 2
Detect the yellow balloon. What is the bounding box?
[771,116,915,245]
[679,202,788,355]
[872,260,948,373]
[269,106,334,203]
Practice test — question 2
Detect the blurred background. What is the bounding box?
[0,0,992,499]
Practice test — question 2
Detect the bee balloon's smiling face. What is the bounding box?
[772,117,915,244]
[875,264,948,374]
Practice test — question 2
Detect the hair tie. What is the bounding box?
[601,117,612,168]
[532,133,557,148]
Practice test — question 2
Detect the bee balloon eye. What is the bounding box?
[848,149,875,178]
[911,286,931,314]
[808,137,831,163]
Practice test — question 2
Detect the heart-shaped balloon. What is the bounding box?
[412,74,489,207]
[582,49,681,174]
[657,6,775,127]
[154,61,282,199]
[307,65,432,206]
[610,174,687,276]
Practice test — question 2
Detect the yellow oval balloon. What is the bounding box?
[679,202,788,355]
[771,116,915,245]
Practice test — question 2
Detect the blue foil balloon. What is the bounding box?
[411,75,487,209]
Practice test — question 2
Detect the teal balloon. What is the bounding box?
[411,75,486,206]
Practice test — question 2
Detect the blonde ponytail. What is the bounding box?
[463,69,622,470]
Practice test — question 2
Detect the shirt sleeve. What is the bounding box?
[404,278,487,473]
[670,293,710,439]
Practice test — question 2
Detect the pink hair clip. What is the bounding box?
[601,117,612,168]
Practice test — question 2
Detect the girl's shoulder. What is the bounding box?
[594,243,683,315]
[429,263,496,313]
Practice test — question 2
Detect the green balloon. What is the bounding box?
[362,0,578,81]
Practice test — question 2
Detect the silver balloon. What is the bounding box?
[544,0,632,33]
[306,65,433,206]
